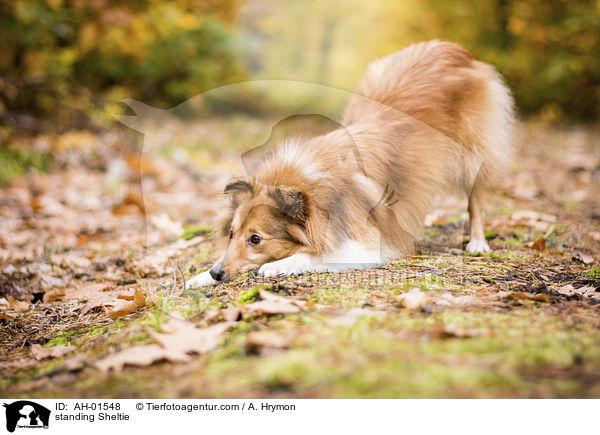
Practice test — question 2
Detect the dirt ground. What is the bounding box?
[1,119,599,398]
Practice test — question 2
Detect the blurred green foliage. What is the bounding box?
[241,0,600,121]
[0,0,244,130]
[0,146,52,185]
[413,0,600,121]
[1,0,599,132]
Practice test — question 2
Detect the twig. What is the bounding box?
[176,261,186,294]
[168,257,176,295]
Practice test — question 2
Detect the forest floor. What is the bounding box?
[1,119,599,398]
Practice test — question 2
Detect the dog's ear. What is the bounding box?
[271,187,307,221]
[224,179,253,207]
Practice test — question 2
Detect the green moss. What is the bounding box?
[485,229,499,239]
[180,225,212,240]
[238,284,272,305]
[45,326,104,347]
[586,267,600,279]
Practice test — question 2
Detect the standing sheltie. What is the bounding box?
[187,40,515,287]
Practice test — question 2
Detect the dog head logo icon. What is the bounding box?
[3,401,50,432]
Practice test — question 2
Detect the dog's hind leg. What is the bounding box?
[465,172,490,253]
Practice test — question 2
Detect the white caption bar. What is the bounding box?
[0,399,597,435]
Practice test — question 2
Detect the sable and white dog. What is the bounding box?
[188,40,514,288]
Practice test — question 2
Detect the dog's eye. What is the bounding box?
[229,229,233,240]
[249,234,261,245]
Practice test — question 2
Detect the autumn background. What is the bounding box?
[1,0,600,398]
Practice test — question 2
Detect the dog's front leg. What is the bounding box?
[186,270,219,288]
[258,253,327,277]
[258,241,383,277]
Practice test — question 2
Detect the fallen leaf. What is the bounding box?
[259,290,306,307]
[395,288,430,310]
[0,297,9,309]
[525,236,546,251]
[5,295,30,313]
[64,354,88,371]
[70,283,145,318]
[95,345,175,372]
[497,210,557,232]
[222,307,241,322]
[243,290,304,315]
[433,293,475,307]
[203,309,221,323]
[56,253,92,269]
[556,285,598,299]
[573,252,594,264]
[30,344,75,361]
[442,323,490,338]
[106,288,146,319]
[246,331,289,349]
[95,318,235,372]
[44,288,66,302]
[245,300,300,314]
[328,307,386,327]
[505,291,551,302]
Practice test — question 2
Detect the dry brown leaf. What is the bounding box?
[147,319,236,359]
[203,309,221,323]
[328,307,386,327]
[525,236,546,251]
[396,288,430,310]
[63,354,88,371]
[30,344,75,360]
[246,331,289,349]
[69,283,145,318]
[245,300,301,314]
[106,288,146,319]
[259,290,306,307]
[434,293,475,307]
[56,253,92,269]
[221,307,241,322]
[5,295,30,313]
[442,323,490,338]
[556,285,598,299]
[95,318,235,372]
[95,345,178,372]
[43,288,66,302]
[497,210,557,232]
[506,291,551,302]
[573,252,594,264]
[243,290,305,314]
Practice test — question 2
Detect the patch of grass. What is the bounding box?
[45,326,108,347]
[586,267,600,279]
[238,285,272,305]
[180,225,212,240]
[485,229,499,239]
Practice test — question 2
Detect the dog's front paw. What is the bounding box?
[258,254,318,278]
[186,271,218,289]
[465,238,491,254]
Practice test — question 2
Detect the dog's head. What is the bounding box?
[209,179,313,281]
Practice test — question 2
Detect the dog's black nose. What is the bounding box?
[209,265,225,281]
